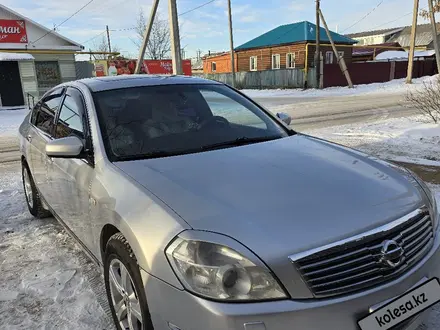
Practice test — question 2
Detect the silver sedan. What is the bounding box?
[19,75,440,330]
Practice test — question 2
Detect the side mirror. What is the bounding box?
[46,136,84,158]
[276,112,292,126]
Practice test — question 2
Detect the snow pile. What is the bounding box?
[0,162,113,329]
[242,75,438,98]
[375,50,436,60]
[306,115,440,166]
[0,52,34,61]
[0,109,28,137]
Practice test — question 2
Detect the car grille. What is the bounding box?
[291,208,434,298]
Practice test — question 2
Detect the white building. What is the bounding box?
[0,4,83,108]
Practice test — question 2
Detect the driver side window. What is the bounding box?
[200,90,268,129]
[55,89,85,139]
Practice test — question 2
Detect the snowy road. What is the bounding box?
[0,161,114,329]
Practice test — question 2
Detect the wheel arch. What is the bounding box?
[99,220,184,290]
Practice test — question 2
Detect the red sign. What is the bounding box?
[0,20,27,43]
[107,59,192,76]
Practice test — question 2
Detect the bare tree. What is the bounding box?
[406,77,440,123]
[420,0,440,18]
[92,36,120,59]
[133,10,171,60]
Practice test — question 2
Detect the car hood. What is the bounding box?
[114,135,424,262]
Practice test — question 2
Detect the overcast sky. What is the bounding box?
[3,0,432,59]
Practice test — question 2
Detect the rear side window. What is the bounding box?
[55,89,85,139]
[34,89,63,135]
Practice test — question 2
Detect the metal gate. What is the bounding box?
[0,61,24,107]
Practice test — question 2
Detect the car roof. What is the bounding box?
[77,74,221,92]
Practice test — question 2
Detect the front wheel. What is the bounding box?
[104,233,154,330]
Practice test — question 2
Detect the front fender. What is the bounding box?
[91,162,188,290]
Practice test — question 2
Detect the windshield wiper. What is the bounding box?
[201,136,282,151]
[116,150,182,161]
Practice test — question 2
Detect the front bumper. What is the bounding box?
[142,235,440,330]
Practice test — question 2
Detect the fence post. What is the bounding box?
[389,61,396,81]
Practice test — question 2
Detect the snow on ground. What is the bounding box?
[305,115,440,167]
[0,162,113,329]
[0,109,28,137]
[242,75,438,99]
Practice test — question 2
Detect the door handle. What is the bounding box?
[26,134,32,142]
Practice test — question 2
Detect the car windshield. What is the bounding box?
[93,84,289,161]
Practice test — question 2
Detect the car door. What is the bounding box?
[28,88,64,203]
[48,87,96,252]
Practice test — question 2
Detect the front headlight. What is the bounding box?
[166,237,287,301]
[409,171,438,230]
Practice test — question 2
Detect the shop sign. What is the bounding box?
[0,20,27,43]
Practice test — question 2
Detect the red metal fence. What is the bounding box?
[323,59,437,88]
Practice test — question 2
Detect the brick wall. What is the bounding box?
[235,43,353,72]
[203,53,237,73]
[236,44,307,72]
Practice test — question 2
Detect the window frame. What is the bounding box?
[211,62,217,72]
[31,87,65,137]
[272,54,281,70]
[286,53,296,69]
[337,51,344,62]
[249,56,258,71]
[325,51,334,64]
[54,86,94,165]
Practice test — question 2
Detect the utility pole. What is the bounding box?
[319,9,353,88]
[135,0,160,74]
[227,0,236,87]
[106,25,112,54]
[315,0,321,89]
[428,0,440,73]
[169,0,183,75]
[406,0,419,83]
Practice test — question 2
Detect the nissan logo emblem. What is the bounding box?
[379,240,404,268]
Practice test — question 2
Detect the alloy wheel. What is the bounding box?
[109,259,143,330]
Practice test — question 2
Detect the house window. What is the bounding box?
[325,51,334,64]
[250,56,258,71]
[338,51,344,61]
[211,62,217,72]
[272,54,281,69]
[286,53,296,68]
[35,61,61,89]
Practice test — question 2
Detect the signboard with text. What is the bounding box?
[0,20,27,43]
[103,59,192,76]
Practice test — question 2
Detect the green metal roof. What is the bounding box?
[236,21,357,51]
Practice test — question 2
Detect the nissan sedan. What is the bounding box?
[19,75,440,330]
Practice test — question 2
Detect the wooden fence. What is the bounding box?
[195,68,317,89]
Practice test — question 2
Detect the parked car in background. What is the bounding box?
[19,75,439,330]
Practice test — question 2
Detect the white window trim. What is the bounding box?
[211,62,216,72]
[250,56,258,71]
[337,51,344,62]
[325,51,334,64]
[272,54,281,70]
[286,52,296,69]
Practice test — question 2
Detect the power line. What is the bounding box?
[341,0,385,33]
[32,0,97,44]
[178,0,217,17]
[370,5,427,31]
[106,0,218,35]
[82,30,106,44]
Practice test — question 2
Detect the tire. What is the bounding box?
[104,233,154,330]
[22,162,51,218]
